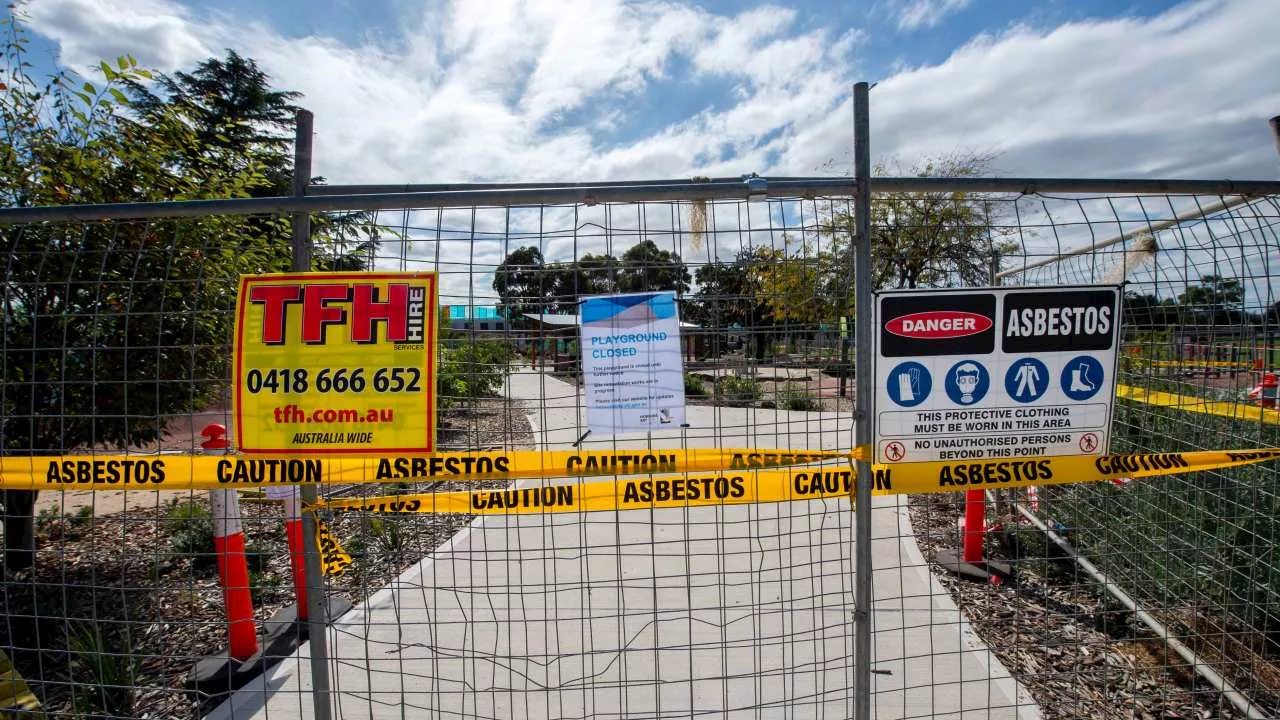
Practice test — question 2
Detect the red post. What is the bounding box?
[962,489,985,564]
[203,424,259,662]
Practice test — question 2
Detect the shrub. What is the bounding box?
[715,375,762,407]
[776,383,823,411]
[66,622,138,719]
[439,339,514,408]
[684,373,707,397]
[166,501,216,571]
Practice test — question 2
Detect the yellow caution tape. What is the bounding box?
[310,449,1280,513]
[315,518,352,577]
[0,646,43,717]
[0,448,849,491]
[1146,360,1254,369]
[1116,384,1280,425]
[312,467,856,515]
[870,449,1280,495]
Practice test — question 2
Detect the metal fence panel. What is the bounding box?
[2,181,1279,720]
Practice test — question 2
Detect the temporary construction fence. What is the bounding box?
[1,90,1280,720]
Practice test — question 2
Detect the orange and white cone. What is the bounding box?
[210,488,259,661]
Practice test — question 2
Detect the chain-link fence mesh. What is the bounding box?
[2,185,1279,719]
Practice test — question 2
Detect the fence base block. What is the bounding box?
[933,547,1013,584]
[187,596,352,710]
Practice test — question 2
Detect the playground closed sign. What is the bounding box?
[233,272,439,455]
[874,285,1121,464]
[579,291,686,433]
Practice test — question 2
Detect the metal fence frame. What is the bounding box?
[2,87,1280,720]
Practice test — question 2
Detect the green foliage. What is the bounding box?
[684,372,707,397]
[0,9,380,566]
[714,375,762,407]
[493,242,690,317]
[775,383,823,412]
[1044,394,1280,645]
[493,246,547,319]
[37,504,62,530]
[617,240,691,295]
[70,504,94,529]
[688,247,777,359]
[438,339,514,409]
[165,501,216,570]
[66,622,138,719]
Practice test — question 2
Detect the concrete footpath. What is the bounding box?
[209,369,1037,719]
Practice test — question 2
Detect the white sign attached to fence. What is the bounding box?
[580,291,686,434]
[874,285,1121,464]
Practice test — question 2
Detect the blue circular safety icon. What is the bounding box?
[1060,355,1104,401]
[1004,357,1049,403]
[944,360,989,406]
[886,361,931,408]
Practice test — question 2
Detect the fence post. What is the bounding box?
[852,80,874,720]
[291,107,333,720]
[1270,115,1280,162]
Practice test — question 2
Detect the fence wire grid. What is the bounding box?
[0,182,1278,720]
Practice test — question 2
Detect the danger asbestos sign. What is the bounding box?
[874,285,1121,465]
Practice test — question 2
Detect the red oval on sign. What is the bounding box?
[885,311,992,339]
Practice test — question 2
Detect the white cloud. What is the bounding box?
[892,0,972,32]
[25,0,210,70]
[20,0,1280,300]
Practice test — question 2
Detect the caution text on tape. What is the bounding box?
[308,449,1280,515]
[312,467,856,515]
[872,449,1280,495]
[0,448,850,491]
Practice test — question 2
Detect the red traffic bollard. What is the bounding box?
[267,486,309,621]
[961,489,986,564]
[202,424,259,662]
[1249,372,1279,408]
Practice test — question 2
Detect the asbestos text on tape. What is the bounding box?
[308,449,1280,515]
[869,449,1280,495]
[312,467,858,515]
[1,448,848,491]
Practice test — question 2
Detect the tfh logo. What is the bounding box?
[248,282,427,345]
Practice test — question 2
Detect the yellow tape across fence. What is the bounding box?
[315,519,352,576]
[0,448,849,491]
[1146,360,1255,369]
[307,449,1280,514]
[312,467,857,515]
[870,448,1280,495]
[6,444,1280,512]
[1116,384,1280,425]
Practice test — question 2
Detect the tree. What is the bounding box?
[1178,275,1244,325]
[577,252,620,295]
[690,247,778,359]
[124,50,377,270]
[493,246,547,319]
[0,10,366,569]
[495,242,690,319]
[823,153,1018,294]
[1123,292,1178,328]
[754,241,835,326]
[618,240,690,295]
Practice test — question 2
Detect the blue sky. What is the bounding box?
[14,0,1278,189]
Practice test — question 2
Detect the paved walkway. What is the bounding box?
[209,368,1037,719]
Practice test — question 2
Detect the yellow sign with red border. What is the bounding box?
[234,272,439,455]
